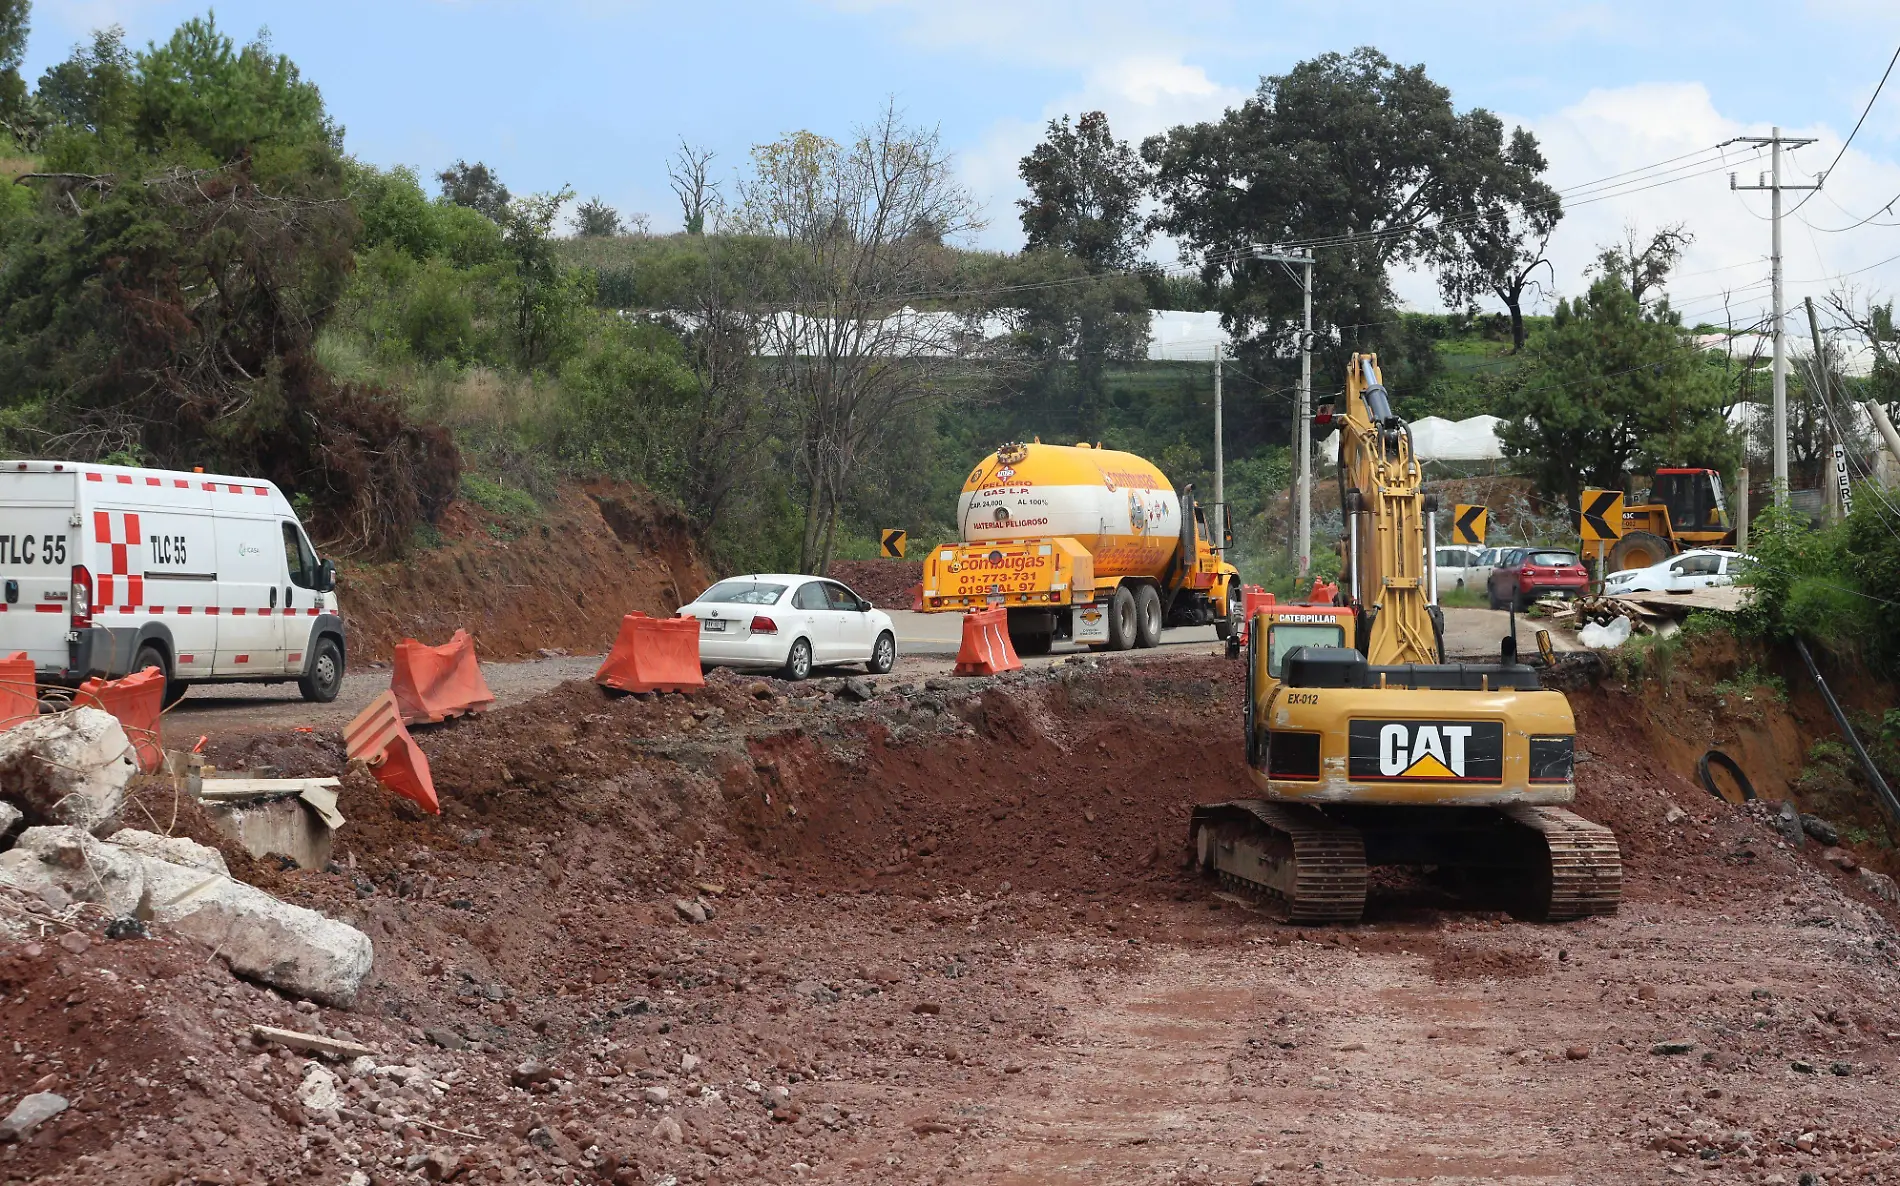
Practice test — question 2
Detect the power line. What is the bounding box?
[1787,42,1900,216]
[1800,186,1900,233]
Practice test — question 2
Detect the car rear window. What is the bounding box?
[1525,551,1579,567]
[697,580,786,606]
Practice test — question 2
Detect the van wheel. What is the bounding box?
[299,637,344,703]
[134,643,187,709]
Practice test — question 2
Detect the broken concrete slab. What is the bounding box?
[0,799,20,843]
[0,708,137,835]
[202,795,333,871]
[0,824,374,1005]
[131,851,373,1006]
[0,826,146,917]
[107,828,230,877]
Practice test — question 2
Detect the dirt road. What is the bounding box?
[11,653,1893,1184]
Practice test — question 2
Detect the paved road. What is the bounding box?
[161,606,1570,742]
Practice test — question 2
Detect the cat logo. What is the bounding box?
[1347,720,1503,782]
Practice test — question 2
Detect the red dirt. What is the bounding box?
[7,654,1900,1184]
[337,481,712,666]
[826,560,922,611]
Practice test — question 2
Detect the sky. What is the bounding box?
[18,0,1900,327]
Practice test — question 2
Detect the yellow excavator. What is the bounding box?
[1190,355,1622,923]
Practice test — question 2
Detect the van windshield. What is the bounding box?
[1269,624,1346,677]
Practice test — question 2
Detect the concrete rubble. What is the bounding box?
[0,824,373,1006]
[0,1092,69,1142]
[0,707,136,834]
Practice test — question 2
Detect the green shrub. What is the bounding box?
[458,473,537,519]
[402,268,475,362]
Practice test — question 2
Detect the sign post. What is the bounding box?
[1577,489,1624,589]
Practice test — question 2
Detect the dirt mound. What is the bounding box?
[336,480,712,666]
[828,559,922,609]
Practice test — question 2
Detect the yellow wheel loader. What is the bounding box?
[1190,355,1622,924]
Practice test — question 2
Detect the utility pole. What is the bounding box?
[1212,345,1224,558]
[1733,128,1820,507]
[1253,245,1317,576]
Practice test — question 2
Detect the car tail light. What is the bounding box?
[71,565,92,628]
[749,616,778,635]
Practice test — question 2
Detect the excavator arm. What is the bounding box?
[1336,354,1443,666]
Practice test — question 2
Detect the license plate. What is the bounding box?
[701,619,726,632]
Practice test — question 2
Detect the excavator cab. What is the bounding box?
[1652,469,1730,534]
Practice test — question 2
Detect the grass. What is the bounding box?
[1440,586,1488,609]
[458,473,539,520]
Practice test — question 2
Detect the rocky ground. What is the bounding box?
[3,654,1899,1184]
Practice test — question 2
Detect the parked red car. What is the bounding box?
[1487,547,1589,611]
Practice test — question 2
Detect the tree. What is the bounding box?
[735,105,982,573]
[0,0,27,135]
[34,25,134,137]
[437,159,510,221]
[1592,222,1692,308]
[1144,48,1554,389]
[668,139,719,234]
[1495,268,1735,511]
[498,185,587,368]
[1014,111,1153,438]
[1432,123,1560,351]
[571,195,621,237]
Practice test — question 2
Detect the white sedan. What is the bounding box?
[678,574,897,681]
[1603,549,1754,595]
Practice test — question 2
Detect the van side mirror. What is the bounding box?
[318,559,337,593]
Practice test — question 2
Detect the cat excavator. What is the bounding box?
[1189,355,1622,923]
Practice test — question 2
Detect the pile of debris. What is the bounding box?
[0,707,374,1006]
[1540,584,1749,641]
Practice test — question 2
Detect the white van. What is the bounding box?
[0,461,345,703]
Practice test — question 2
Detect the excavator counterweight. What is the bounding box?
[1191,354,1622,923]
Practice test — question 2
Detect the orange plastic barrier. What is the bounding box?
[76,665,165,772]
[908,582,923,612]
[594,613,705,694]
[343,690,439,814]
[1238,585,1276,647]
[0,652,37,732]
[954,607,1022,676]
[1303,578,1340,605]
[390,629,497,725]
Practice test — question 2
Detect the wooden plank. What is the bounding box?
[249,1024,377,1059]
[1622,586,1749,615]
[199,777,342,801]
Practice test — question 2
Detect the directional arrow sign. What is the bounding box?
[879,528,908,559]
[1577,489,1624,542]
[1451,504,1487,546]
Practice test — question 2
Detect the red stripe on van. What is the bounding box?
[173,479,188,488]
[179,654,193,664]
[85,472,102,482]
[148,606,163,613]
[234,655,248,664]
[177,607,192,615]
[252,487,267,496]
[123,513,140,546]
[287,652,301,664]
[230,607,246,616]
[144,476,159,486]
[92,510,110,543]
[34,604,61,613]
[205,607,220,615]
[115,474,131,484]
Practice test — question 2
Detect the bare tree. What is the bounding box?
[668,139,721,235]
[734,104,983,573]
[1590,221,1693,308]
[1434,126,1560,352]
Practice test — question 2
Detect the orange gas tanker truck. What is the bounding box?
[919,441,1240,655]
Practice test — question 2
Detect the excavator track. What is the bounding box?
[1191,801,1368,924]
[1504,805,1623,921]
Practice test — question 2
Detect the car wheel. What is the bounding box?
[1134,585,1163,648]
[298,636,344,703]
[867,631,896,675]
[783,637,813,681]
[1487,583,1502,611]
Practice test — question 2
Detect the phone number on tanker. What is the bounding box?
[949,576,1052,594]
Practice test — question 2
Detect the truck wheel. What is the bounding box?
[1212,592,1233,641]
[134,643,187,708]
[1608,531,1670,573]
[1134,585,1163,648]
[1010,630,1052,657]
[1106,586,1138,651]
[298,636,344,703]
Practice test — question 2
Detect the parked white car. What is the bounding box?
[1603,549,1754,595]
[1433,545,1487,590]
[678,574,896,680]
